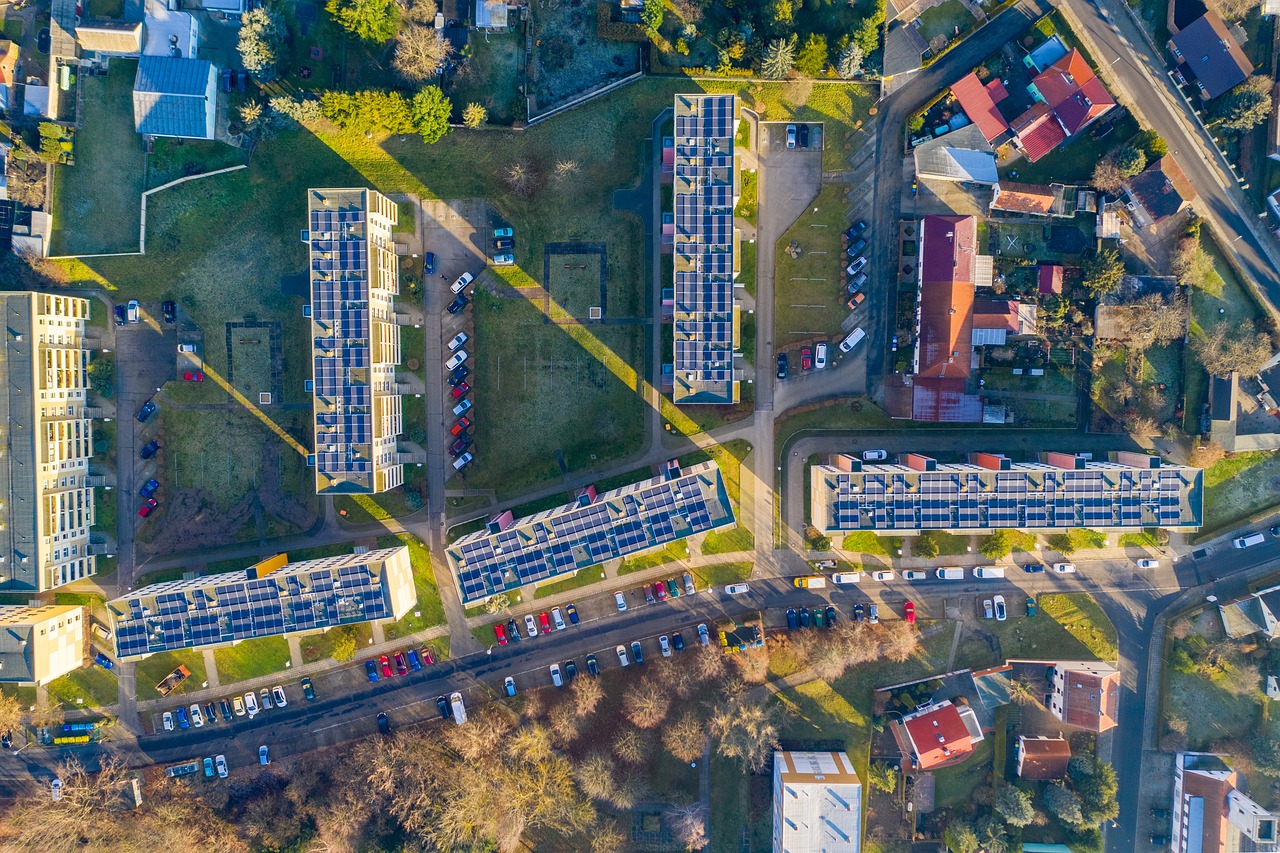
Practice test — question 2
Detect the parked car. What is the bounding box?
[902,570,928,580]
[1026,597,1037,617]
[904,601,916,624]
[492,253,514,266]
[870,570,894,581]
[163,711,174,731]
[175,706,189,729]
[448,435,472,457]
[1022,563,1046,574]
[801,347,813,370]
[659,635,672,657]
[449,366,471,387]
[566,603,579,624]
[672,631,685,652]
[847,238,867,257]
[698,623,709,645]
[233,696,246,716]
[725,583,750,595]
[138,498,158,518]
[424,252,436,275]
[846,291,866,310]
[451,271,475,294]
[259,745,270,765]
[365,660,379,682]
[162,301,176,323]
[140,479,160,498]
[127,300,140,323]
[1053,563,1076,573]
[797,123,809,147]
[868,604,879,624]
[630,641,644,665]
[839,328,866,352]
[215,755,228,778]
[832,571,862,584]
[615,592,627,612]
[846,256,868,275]
[564,660,577,682]
[447,294,469,314]
[260,688,273,710]
[141,440,160,459]
[452,399,473,417]
[392,652,409,676]
[983,599,994,619]
[852,603,864,622]
[1136,558,1159,569]
[683,572,695,595]
[301,679,316,701]
[993,595,1007,621]
[786,124,797,148]
[524,614,538,638]
[504,676,518,697]
[844,220,868,240]
[506,618,520,642]
[493,622,508,645]
[814,342,829,370]
[825,605,837,626]
[616,644,630,667]
[436,696,450,720]
[450,416,472,436]
[137,401,157,422]
[654,581,668,602]
[494,227,513,238]
[776,352,788,379]
[551,607,566,630]
[446,350,468,370]
[219,698,234,720]
[183,371,204,382]
[190,704,204,728]
[407,648,422,670]
[448,332,469,351]
[586,653,599,676]
[379,655,393,678]
[538,611,552,634]
[114,305,127,326]
[204,757,215,777]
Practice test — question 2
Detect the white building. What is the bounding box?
[0,604,85,684]
[1173,752,1280,853]
[772,750,861,853]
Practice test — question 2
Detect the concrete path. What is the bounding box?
[201,650,220,689]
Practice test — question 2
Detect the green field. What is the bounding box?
[774,185,854,350]
[135,649,208,701]
[213,636,291,684]
[47,665,119,710]
[378,533,447,638]
[1202,451,1280,533]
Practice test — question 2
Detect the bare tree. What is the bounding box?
[590,818,628,853]
[612,728,648,765]
[397,0,437,23]
[1188,440,1226,468]
[730,647,770,683]
[1206,0,1259,22]
[1194,322,1274,378]
[574,751,618,802]
[505,161,539,198]
[1113,292,1189,354]
[443,707,517,761]
[875,621,920,662]
[1171,236,1216,285]
[710,699,782,772]
[570,672,604,717]
[1008,677,1042,707]
[506,721,554,763]
[548,703,581,746]
[665,802,709,850]
[554,160,580,181]
[393,25,450,83]
[663,712,707,763]
[0,689,24,735]
[624,678,672,729]
[692,645,727,682]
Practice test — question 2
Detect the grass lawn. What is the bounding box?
[47,665,118,710]
[1119,529,1165,548]
[1202,451,1280,532]
[212,635,291,684]
[92,486,117,539]
[146,138,247,190]
[617,540,691,574]
[1131,0,1170,48]
[914,530,972,557]
[1039,593,1119,660]
[736,170,758,226]
[49,60,145,255]
[918,0,977,43]
[932,736,994,809]
[0,13,22,42]
[773,185,852,350]
[709,81,875,171]
[702,525,755,555]
[1044,528,1107,555]
[692,561,753,588]
[984,592,1118,661]
[774,398,897,457]
[1001,114,1141,185]
[333,483,424,524]
[1164,666,1259,749]
[135,649,208,702]
[0,684,37,708]
[533,567,608,599]
[377,533,447,637]
[298,623,372,664]
[841,531,903,556]
[740,240,757,299]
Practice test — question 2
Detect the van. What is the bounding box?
[452,452,473,471]
[793,576,827,589]
[935,567,965,580]
[902,570,927,580]
[839,328,866,353]
[1234,532,1266,549]
[973,566,1005,579]
[450,691,467,726]
[832,572,861,584]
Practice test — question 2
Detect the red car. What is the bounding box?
[493,623,508,645]
[183,371,204,382]
[379,655,393,678]
[654,582,668,602]
[801,347,813,370]
[450,417,472,437]
[392,651,409,675]
[539,611,552,634]
[421,646,435,665]
[138,498,158,518]
[904,601,916,624]
[451,382,470,400]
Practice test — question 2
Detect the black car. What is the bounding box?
[377,712,390,734]
[672,631,684,652]
[586,653,599,677]
[507,617,521,642]
[424,252,436,275]
[494,238,514,250]
[799,607,811,628]
[219,699,233,721]
[221,67,233,92]
[162,301,176,323]
[564,660,577,683]
[236,70,248,92]
[1150,836,1168,847]
[852,602,864,622]
[447,294,469,314]
[37,28,50,54]
[436,696,450,720]
[1151,808,1171,821]
[114,305,127,326]
[137,401,157,422]
[448,435,472,457]
[844,220,868,240]
[787,608,798,629]
[0,731,10,750]
[797,123,809,148]
[204,702,218,723]
[631,641,644,665]
[141,440,160,459]
[449,366,471,387]
[301,678,316,700]
[825,605,837,627]
[777,353,789,379]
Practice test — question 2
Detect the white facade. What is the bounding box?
[771,750,861,853]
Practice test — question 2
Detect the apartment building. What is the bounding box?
[1173,752,1280,853]
[771,750,862,853]
[0,604,86,685]
[306,188,405,495]
[0,292,97,593]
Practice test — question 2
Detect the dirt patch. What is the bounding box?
[529,0,640,113]
[136,487,257,555]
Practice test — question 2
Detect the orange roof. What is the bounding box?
[1018,737,1072,780]
[903,703,974,769]
[951,72,1009,143]
[992,182,1056,215]
[1182,767,1238,853]
[917,215,976,380]
[1031,49,1097,107]
[1062,667,1119,731]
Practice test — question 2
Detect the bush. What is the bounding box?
[597,3,649,41]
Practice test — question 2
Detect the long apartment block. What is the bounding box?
[810,451,1202,535]
[671,93,741,405]
[0,292,97,593]
[107,547,417,660]
[306,188,405,495]
[448,460,736,605]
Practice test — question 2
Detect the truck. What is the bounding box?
[450,691,467,726]
[793,576,827,589]
[155,665,192,697]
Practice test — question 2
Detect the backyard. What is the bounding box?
[1161,609,1266,752]
[447,31,525,126]
[530,0,641,113]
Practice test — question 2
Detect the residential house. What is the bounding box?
[771,751,862,853]
[1169,11,1252,100]
[893,699,985,769]
[1016,735,1072,780]
[1173,752,1280,853]
[950,72,1010,145]
[1208,371,1239,451]
[1009,50,1116,162]
[1047,661,1120,733]
[1123,155,1197,227]
[0,604,85,685]
[132,56,217,140]
[990,182,1076,217]
[1038,264,1064,295]
[972,299,1037,346]
[1219,581,1280,639]
[76,20,144,56]
[913,124,998,184]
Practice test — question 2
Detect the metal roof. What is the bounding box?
[0,295,39,592]
[132,57,213,138]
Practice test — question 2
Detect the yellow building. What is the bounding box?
[306,188,405,495]
[0,604,86,685]
[0,292,97,593]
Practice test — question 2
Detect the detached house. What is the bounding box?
[893,700,985,769]
[132,55,217,140]
[1010,49,1116,162]
[1169,11,1252,100]
[1047,661,1119,733]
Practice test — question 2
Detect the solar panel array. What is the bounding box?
[672,95,738,404]
[450,462,733,604]
[113,556,397,658]
[309,196,381,490]
[816,461,1200,532]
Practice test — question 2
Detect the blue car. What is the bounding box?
[407,648,422,671]
[137,401,157,423]
[94,652,114,670]
[566,603,579,625]
[365,660,379,682]
[630,641,644,665]
[140,479,159,498]
[114,305,127,326]
[424,252,436,275]
[175,706,190,729]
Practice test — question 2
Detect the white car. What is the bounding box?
[549,664,563,687]
[445,350,468,370]
[862,450,888,462]
[725,583,750,595]
[451,271,474,294]
[1136,559,1159,569]
[698,623,710,645]
[162,711,174,731]
[127,300,140,323]
[244,691,259,717]
[871,570,895,582]
[215,754,228,778]
[815,342,828,369]
[832,571,862,584]
[659,635,672,657]
[259,745,270,766]
[839,328,866,352]
[993,594,1007,622]
[902,570,927,581]
[189,704,204,728]
[232,696,246,717]
[983,599,994,619]
[615,591,627,612]
[616,644,630,667]
[524,614,538,638]
[447,332,468,352]
[868,604,879,624]
[551,607,566,631]
[1052,563,1077,574]
[272,686,287,708]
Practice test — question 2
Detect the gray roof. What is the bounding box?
[0,295,39,593]
[76,19,143,54]
[884,21,928,78]
[0,622,35,682]
[1171,11,1252,99]
[133,56,213,138]
[914,126,998,183]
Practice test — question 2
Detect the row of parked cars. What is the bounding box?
[493,602,580,644]
[364,646,438,681]
[822,561,1120,583]
[445,268,476,473]
[162,680,315,731]
[843,219,870,310]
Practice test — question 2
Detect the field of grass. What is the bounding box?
[736,170,758,226]
[46,665,118,710]
[533,567,607,599]
[918,0,977,43]
[692,561,752,588]
[49,61,146,255]
[702,525,755,555]
[1044,528,1107,555]
[713,81,875,171]
[840,531,903,556]
[448,33,525,125]
[377,533,447,638]
[135,649,208,701]
[773,185,852,350]
[984,592,1117,661]
[298,623,372,664]
[617,540,691,574]
[933,737,994,809]
[774,397,897,453]
[213,635,291,684]
[146,139,247,190]
[1164,665,1260,749]
[1201,451,1280,532]
[914,530,972,557]
[1039,593,1119,660]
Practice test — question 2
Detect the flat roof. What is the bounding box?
[109,547,413,658]
[672,94,738,405]
[449,460,735,604]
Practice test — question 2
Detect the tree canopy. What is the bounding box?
[326,0,400,42]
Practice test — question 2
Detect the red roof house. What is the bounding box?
[1010,50,1115,162]
[1038,264,1064,295]
[951,72,1010,144]
[1017,736,1072,780]
[897,700,984,769]
[1049,662,1120,732]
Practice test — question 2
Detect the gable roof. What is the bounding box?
[1018,736,1072,780]
[76,18,143,54]
[903,702,975,768]
[134,55,211,95]
[1039,264,1064,294]
[917,215,977,380]
[992,182,1057,215]
[1013,50,1115,160]
[1016,110,1069,162]
[1125,154,1197,223]
[132,56,214,139]
[1061,665,1119,731]
[1171,11,1253,99]
[951,72,1010,143]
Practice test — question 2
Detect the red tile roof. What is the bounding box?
[992,182,1057,215]
[1013,50,1115,161]
[918,215,977,380]
[1018,737,1072,780]
[1062,667,1120,732]
[1016,112,1068,162]
[973,299,1020,332]
[903,703,975,769]
[951,72,1009,143]
[1031,49,1096,107]
[1038,264,1064,295]
[1182,766,1239,853]
[985,78,1009,103]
